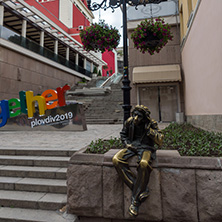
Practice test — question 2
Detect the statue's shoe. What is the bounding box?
[129,203,139,217]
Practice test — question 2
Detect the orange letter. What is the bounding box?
[41,89,58,110]
[56,84,70,107]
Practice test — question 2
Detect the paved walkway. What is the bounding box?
[0,125,123,151]
[0,123,169,150]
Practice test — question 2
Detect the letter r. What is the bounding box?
[56,84,70,107]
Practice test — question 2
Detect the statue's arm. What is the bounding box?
[120,117,133,146]
[147,120,164,147]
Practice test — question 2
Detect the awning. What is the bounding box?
[133,65,181,83]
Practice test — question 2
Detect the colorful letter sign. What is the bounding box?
[0,84,70,128]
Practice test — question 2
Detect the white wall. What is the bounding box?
[59,0,73,28]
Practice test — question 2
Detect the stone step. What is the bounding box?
[0,190,66,210]
[0,155,69,167]
[0,177,67,193]
[0,166,66,179]
[0,147,75,157]
[86,119,122,124]
[0,207,78,222]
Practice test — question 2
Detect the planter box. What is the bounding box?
[67,148,222,222]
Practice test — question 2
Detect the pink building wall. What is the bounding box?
[25,0,116,76]
[25,0,90,43]
[36,0,59,18]
[24,0,69,32]
[181,0,222,116]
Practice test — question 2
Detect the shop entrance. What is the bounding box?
[138,85,178,122]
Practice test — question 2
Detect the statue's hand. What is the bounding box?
[146,126,151,136]
[126,143,133,149]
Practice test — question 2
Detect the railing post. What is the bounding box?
[0,5,4,26]
[22,20,27,38]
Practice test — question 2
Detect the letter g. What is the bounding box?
[0,100,9,127]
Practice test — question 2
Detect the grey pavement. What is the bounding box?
[0,123,168,151]
[0,124,123,151]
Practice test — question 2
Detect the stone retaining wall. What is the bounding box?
[0,45,82,100]
[67,148,222,222]
[187,115,222,132]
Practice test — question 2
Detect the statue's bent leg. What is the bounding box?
[129,150,152,217]
[112,148,136,190]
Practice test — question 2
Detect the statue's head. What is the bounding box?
[132,105,151,126]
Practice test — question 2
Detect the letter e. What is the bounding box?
[41,89,58,109]
[8,98,21,117]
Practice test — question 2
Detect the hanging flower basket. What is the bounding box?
[131,18,173,55]
[80,20,121,53]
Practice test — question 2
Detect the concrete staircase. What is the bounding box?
[67,83,124,124]
[0,146,77,222]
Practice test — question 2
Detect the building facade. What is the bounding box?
[127,0,182,122]
[102,50,117,77]
[0,0,107,99]
[179,0,222,131]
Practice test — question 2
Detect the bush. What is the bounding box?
[85,123,222,157]
[80,20,120,53]
[161,123,222,157]
[85,137,123,154]
[131,18,173,55]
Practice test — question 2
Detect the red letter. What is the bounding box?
[56,84,70,107]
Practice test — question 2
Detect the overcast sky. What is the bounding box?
[92,8,123,47]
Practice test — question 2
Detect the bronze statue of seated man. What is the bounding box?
[112,105,164,217]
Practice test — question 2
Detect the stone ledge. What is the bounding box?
[67,148,222,222]
[69,147,104,166]
[103,149,222,170]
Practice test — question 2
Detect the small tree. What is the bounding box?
[103,65,108,70]
[97,70,102,76]
[93,66,98,74]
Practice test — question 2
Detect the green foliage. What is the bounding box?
[80,20,121,53]
[85,137,124,154]
[77,77,87,84]
[161,123,222,157]
[85,123,222,157]
[93,67,98,74]
[103,65,108,70]
[97,70,102,76]
[131,18,173,55]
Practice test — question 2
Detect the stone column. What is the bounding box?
[75,53,79,65]
[90,62,94,73]
[40,31,44,47]
[22,20,27,38]
[0,5,4,26]
[54,39,58,54]
[83,58,87,69]
[66,47,69,60]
